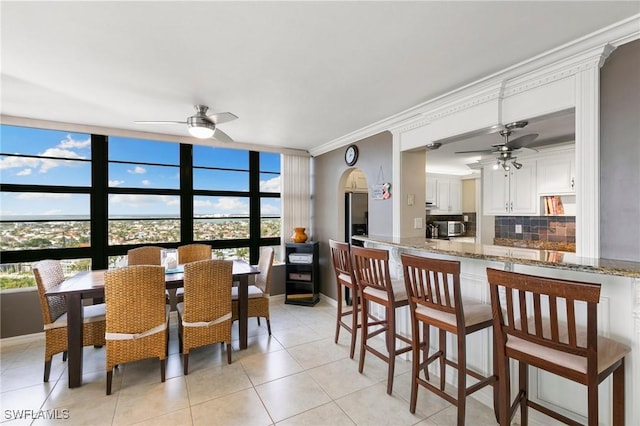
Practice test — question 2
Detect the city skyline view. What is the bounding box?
[0,125,281,219]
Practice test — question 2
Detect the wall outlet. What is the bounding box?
[414,217,423,229]
[463,215,469,222]
[515,224,523,234]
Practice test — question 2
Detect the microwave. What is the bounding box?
[433,220,466,237]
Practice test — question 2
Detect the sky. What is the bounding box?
[0,125,281,218]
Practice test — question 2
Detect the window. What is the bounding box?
[108,137,181,245]
[1,124,283,290]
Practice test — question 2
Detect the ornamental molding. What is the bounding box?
[309,14,639,157]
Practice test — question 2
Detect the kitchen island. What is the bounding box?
[353,235,639,426]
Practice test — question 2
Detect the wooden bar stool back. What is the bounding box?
[351,245,412,395]
[486,268,630,426]
[329,239,360,358]
[401,254,497,424]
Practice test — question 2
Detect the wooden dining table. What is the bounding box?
[45,259,259,388]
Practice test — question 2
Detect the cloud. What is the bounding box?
[0,156,40,170]
[213,197,249,213]
[109,194,177,207]
[141,179,151,186]
[16,193,71,200]
[194,199,214,207]
[261,204,280,214]
[109,180,125,187]
[57,135,90,149]
[127,166,146,174]
[43,209,63,215]
[16,168,32,176]
[260,176,281,192]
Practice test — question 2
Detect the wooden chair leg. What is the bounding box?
[439,329,446,391]
[519,362,528,426]
[613,359,625,426]
[409,317,420,414]
[106,369,113,395]
[335,285,343,344]
[257,317,261,326]
[386,305,396,395]
[183,353,189,375]
[587,377,598,426]
[498,352,510,426]
[492,328,500,423]
[266,318,272,336]
[457,333,466,426]
[358,299,369,374]
[44,359,52,382]
[160,359,166,382]
[349,297,358,359]
[62,351,67,362]
[226,342,232,364]
[422,322,430,381]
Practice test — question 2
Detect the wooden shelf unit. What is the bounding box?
[285,242,319,306]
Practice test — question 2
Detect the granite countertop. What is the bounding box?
[353,235,640,278]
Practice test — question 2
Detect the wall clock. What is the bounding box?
[345,144,359,166]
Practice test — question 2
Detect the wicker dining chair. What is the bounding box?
[104,265,169,395]
[174,244,212,303]
[32,259,106,382]
[232,247,274,334]
[127,246,162,266]
[177,259,233,374]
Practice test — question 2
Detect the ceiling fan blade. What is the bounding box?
[525,134,574,149]
[135,120,186,124]
[207,112,238,125]
[507,133,538,149]
[454,149,495,154]
[213,128,234,143]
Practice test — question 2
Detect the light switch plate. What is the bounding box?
[407,194,415,206]
[414,217,423,229]
[515,224,523,234]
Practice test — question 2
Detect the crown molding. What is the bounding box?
[308,13,639,157]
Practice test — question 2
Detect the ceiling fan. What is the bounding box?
[136,105,238,142]
[454,121,539,171]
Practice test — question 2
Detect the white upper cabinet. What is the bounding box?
[483,161,537,215]
[536,150,575,195]
[426,174,462,215]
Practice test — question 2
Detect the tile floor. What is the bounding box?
[0,298,504,425]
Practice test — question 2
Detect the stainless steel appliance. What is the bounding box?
[433,220,465,237]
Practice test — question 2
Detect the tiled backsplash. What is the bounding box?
[494,216,576,252]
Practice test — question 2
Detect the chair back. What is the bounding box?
[32,259,67,324]
[329,239,356,288]
[127,246,162,265]
[104,265,166,335]
[255,247,274,294]
[178,244,211,264]
[486,268,601,366]
[351,245,393,299]
[401,254,463,330]
[182,259,233,323]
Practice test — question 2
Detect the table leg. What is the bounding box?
[237,275,249,349]
[65,293,84,388]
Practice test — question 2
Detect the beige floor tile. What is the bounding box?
[112,377,189,425]
[131,407,192,426]
[230,333,284,361]
[271,325,324,348]
[0,363,64,393]
[240,349,304,386]
[427,396,498,426]
[179,343,227,374]
[286,337,349,369]
[392,372,452,418]
[335,382,427,426]
[185,362,252,406]
[0,384,53,422]
[276,401,356,425]
[307,357,379,399]
[255,372,331,422]
[119,356,179,389]
[191,388,272,426]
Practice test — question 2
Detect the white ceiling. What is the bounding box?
[2,2,638,153]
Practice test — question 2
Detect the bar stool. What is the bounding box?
[329,239,361,358]
[401,253,497,424]
[351,245,412,395]
[486,268,630,426]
